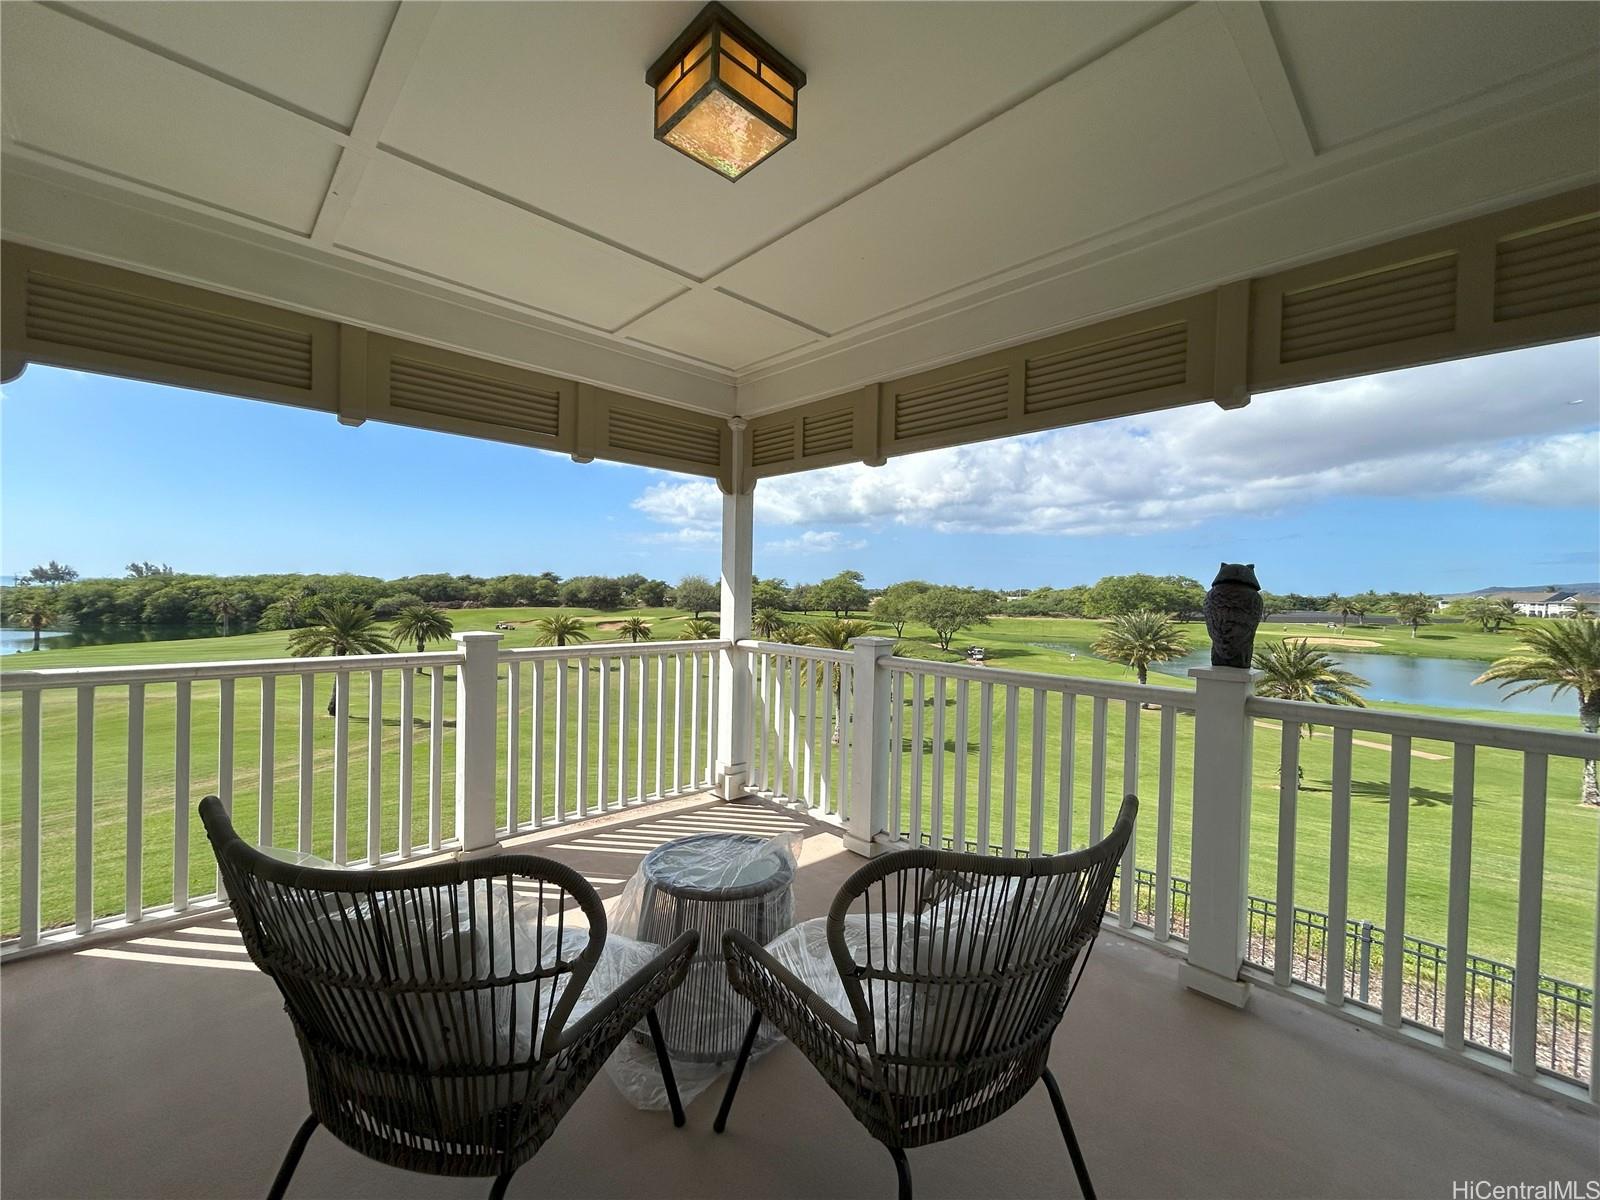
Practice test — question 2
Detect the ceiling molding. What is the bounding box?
[311,1,440,247]
[1216,1,1316,163]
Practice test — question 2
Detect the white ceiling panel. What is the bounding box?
[380,1,1177,279]
[336,155,686,331]
[56,0,398,129]
[715,4,1282,334]
[0,3,341,233]
[1266,1,1600,151]
[624,290,816,370]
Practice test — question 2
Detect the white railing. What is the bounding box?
[1242,696,1597,1097]
[4,623,1594,1105]
[872,654,1196,939]
[1,647,459,955]
[0,632,730,959]
[741,640,854,821]
[497,640,723,835]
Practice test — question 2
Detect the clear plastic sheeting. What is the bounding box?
[603,829,802,1109]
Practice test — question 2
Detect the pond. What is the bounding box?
[0,625,229,656]
[1035,642,1566,716]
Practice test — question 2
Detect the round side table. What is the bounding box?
[635,831,795,1062]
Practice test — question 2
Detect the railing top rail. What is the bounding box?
[1246,695,1599,758]
[0,649,461,690]
[736,639,852,663]
[497,638,728,660]
[883,653,1197,709]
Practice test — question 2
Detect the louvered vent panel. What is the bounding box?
[389,357,560,438]
[893,369,1010,441]
[1494,215,1600,322]
[752,422,795,467]
[25,271,313,388]
[1279,255,1457,363]
[609,408,720,466]
[802,408,854,457]
[1024,324,1187,414]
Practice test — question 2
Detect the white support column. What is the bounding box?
[844,637,896,857]
[454,631,503,854]
[1179,665,1258,1008]
[714,421,755,801]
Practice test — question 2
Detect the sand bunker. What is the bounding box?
[1286,636,1381,649]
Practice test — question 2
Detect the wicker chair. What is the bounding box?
[715,796,1137,1200]
[199,797,698,1200]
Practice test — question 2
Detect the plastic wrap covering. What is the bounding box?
[603,829,802,1109]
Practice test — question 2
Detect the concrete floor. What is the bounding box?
[3,797,1595,1200]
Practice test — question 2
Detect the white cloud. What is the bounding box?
[632,340,1599,539]
[765,530,867,554]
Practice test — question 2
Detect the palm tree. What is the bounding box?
[793,619,874,716]
[532,613,590,647]
[1092,609,1190,686]
[682,617,719,640]
[752,607,789,640]
[287,601,396,715]
[1252,639,1370,737]
[1475,620,1600,806]
[210,594,239,637]
[389,603,454,673]
[618,616,652,643]
[1390,594,1434,638]
[7,594,56,651]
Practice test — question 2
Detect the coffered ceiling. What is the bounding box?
[2,1,1597,418]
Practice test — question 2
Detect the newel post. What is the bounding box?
[1179,665,1258,1007]
[454,631,504,854]
[844,636,896,857]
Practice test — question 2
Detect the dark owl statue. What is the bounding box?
[1203,563,1264,668]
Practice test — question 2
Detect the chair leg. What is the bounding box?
[889,1146,912,1200]
[266,1113,318,1200]
[1041,1068,1096,1200]
[646,1007,686,1128]
[487,1165,519,1200]
[712,1009,763,1133]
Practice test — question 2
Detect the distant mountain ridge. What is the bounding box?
[1442,582,1600,598]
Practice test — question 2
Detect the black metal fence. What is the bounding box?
[909,829,1591,1087]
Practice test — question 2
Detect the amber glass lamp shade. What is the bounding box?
[646,2,806,180]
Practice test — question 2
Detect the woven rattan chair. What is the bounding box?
[715,795,1137,1200]
[199,797,698,1200]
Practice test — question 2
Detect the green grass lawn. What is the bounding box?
[3,606,1595,989]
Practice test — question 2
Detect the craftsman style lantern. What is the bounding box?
[646,2,806,180]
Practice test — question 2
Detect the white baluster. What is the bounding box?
[126,683,144,923]
[215,677,233,900]
[597,656,610,813]
[1029,689,1045,856]
[531,659,545,827]
[298,674,314,853]
[555,658,569,822]
[1510,753,1548,1076]
[618,656,631,804]
[1156,706,1177,942]
[977,681,994,854]
[332,671,350,865]
[1443,743,1475,1051]
[1089,696,1107,844]
[931,676,946,846]
[19,690,41,948]
[1120,700,1140,929]
[1382,734,1412,1027]
[1326,727,1354,1006]
[1057,693,1075,852]
[174,679,191,910]
[399,667,414,857]
[577,656,590,818]
[507,660,521,831]
[1274,722,1301,983]
[1001,684,1018,857]
[428,666,444,849]
[258,675,275,848]
[367,670,383,864]
[910,673,925,844]
[76,686,95,933]
[955,679,968,851]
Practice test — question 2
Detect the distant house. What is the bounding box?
[1467,590,1600,618]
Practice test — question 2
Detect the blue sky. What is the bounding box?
[3,338,1596,593]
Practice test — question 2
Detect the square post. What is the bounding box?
[844,636,896,857]
[715,431,755,800]
[453,631,503,853]
[1179,665,1258,1007]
